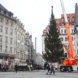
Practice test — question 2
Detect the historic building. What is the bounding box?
[15,17,26,64]
[25,32,36,65]
[74,3,78,57]
[0,4,16,67]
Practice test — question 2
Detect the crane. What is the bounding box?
[59,0,78,72]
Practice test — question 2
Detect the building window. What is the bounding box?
[61,30,63,34]
[62,17,64,19]
[64,29,67,34]
[5,46,8,53]
[9,13,11,17]
[22,37,23,42]
[77,49,78,55]
[76,34,78,39]
[10,47,12,53]
[5,37,8,43]
[0,25,3,32]
[10,29,13,35]
[5,27,8,34]
[16,52,19,58]
[4,11,6,14]
[68,45,69,49]
[0,17,3,22]
[0,8,1,12]
[72,37,73,40]
[6,19,8,24]
[0,45,2,53]
[60,37,63,41]
[11,21,13,27]
[77,41,78,47]
[65,37,67,41]
[10,38,13,44]
[18,34,19,39]
[72,16,74,18]
[0,35,2,42]
[67,17,69,18]
[76,27,78,31]
[71,29,74,33]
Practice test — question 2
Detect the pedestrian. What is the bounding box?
[46,63,50,75]
[30,64,33,71]
[15,63,18,73]
[50,64,55,75]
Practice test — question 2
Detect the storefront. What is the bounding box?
[0,53,15,68]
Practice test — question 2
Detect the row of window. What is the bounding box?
[16,52,25,59]
[60,29,74,34]
[60,37,74,41]
[0,36,13,44]
[0,17,14,26]
[0,45,13,54]
[0,8,12,17]
[0,25,13,35]
[62,16,75,19]
[18,34,24,42]
[17,42,24,49]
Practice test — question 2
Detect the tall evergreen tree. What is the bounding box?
[43,6,64,62]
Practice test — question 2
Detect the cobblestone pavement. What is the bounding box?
[0,70,78,78]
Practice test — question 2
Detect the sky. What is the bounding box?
[0,0,78,54]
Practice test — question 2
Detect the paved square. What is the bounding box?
[0,70,78,78]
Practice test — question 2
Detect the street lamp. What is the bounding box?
[35,37,37,64]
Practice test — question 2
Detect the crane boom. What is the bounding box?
[60,0,75,59]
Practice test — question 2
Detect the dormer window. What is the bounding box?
[67,17,69,18]
[0,8,1,12]
[9,13,11,17]
[4,11,6,14]
[72,16,74,18]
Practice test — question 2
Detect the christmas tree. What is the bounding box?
[43,6,64,62]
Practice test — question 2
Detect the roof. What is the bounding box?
[42,13,75,36]
[0,4,8,11]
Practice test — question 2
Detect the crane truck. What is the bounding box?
[59,0,78,72]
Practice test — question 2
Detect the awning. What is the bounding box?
[9,54,16,58]
[0,53,9,57]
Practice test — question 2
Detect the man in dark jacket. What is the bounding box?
[15,64,18,73]
[46,63,50,75]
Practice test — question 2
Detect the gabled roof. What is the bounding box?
[0,4,8,11]
[42,13,75,36]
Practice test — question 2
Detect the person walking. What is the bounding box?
[50,64,55,75]
[15,63,18,73]
[30,64,33,71]
[46,63,50,75]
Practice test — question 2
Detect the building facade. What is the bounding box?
[0,4,36,67]
[15,18,26,64]
[25,32,36,65]
[74,3,78,57]
[0,4,16,67]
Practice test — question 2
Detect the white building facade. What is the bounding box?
[59,25,75,57]
[0,4,16,67]
[15,18,26,64]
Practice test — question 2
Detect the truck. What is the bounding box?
[59,0,78,72]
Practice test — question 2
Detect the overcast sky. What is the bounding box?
[0,0,78,54]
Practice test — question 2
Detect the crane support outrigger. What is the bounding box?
[59,0,78,72]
